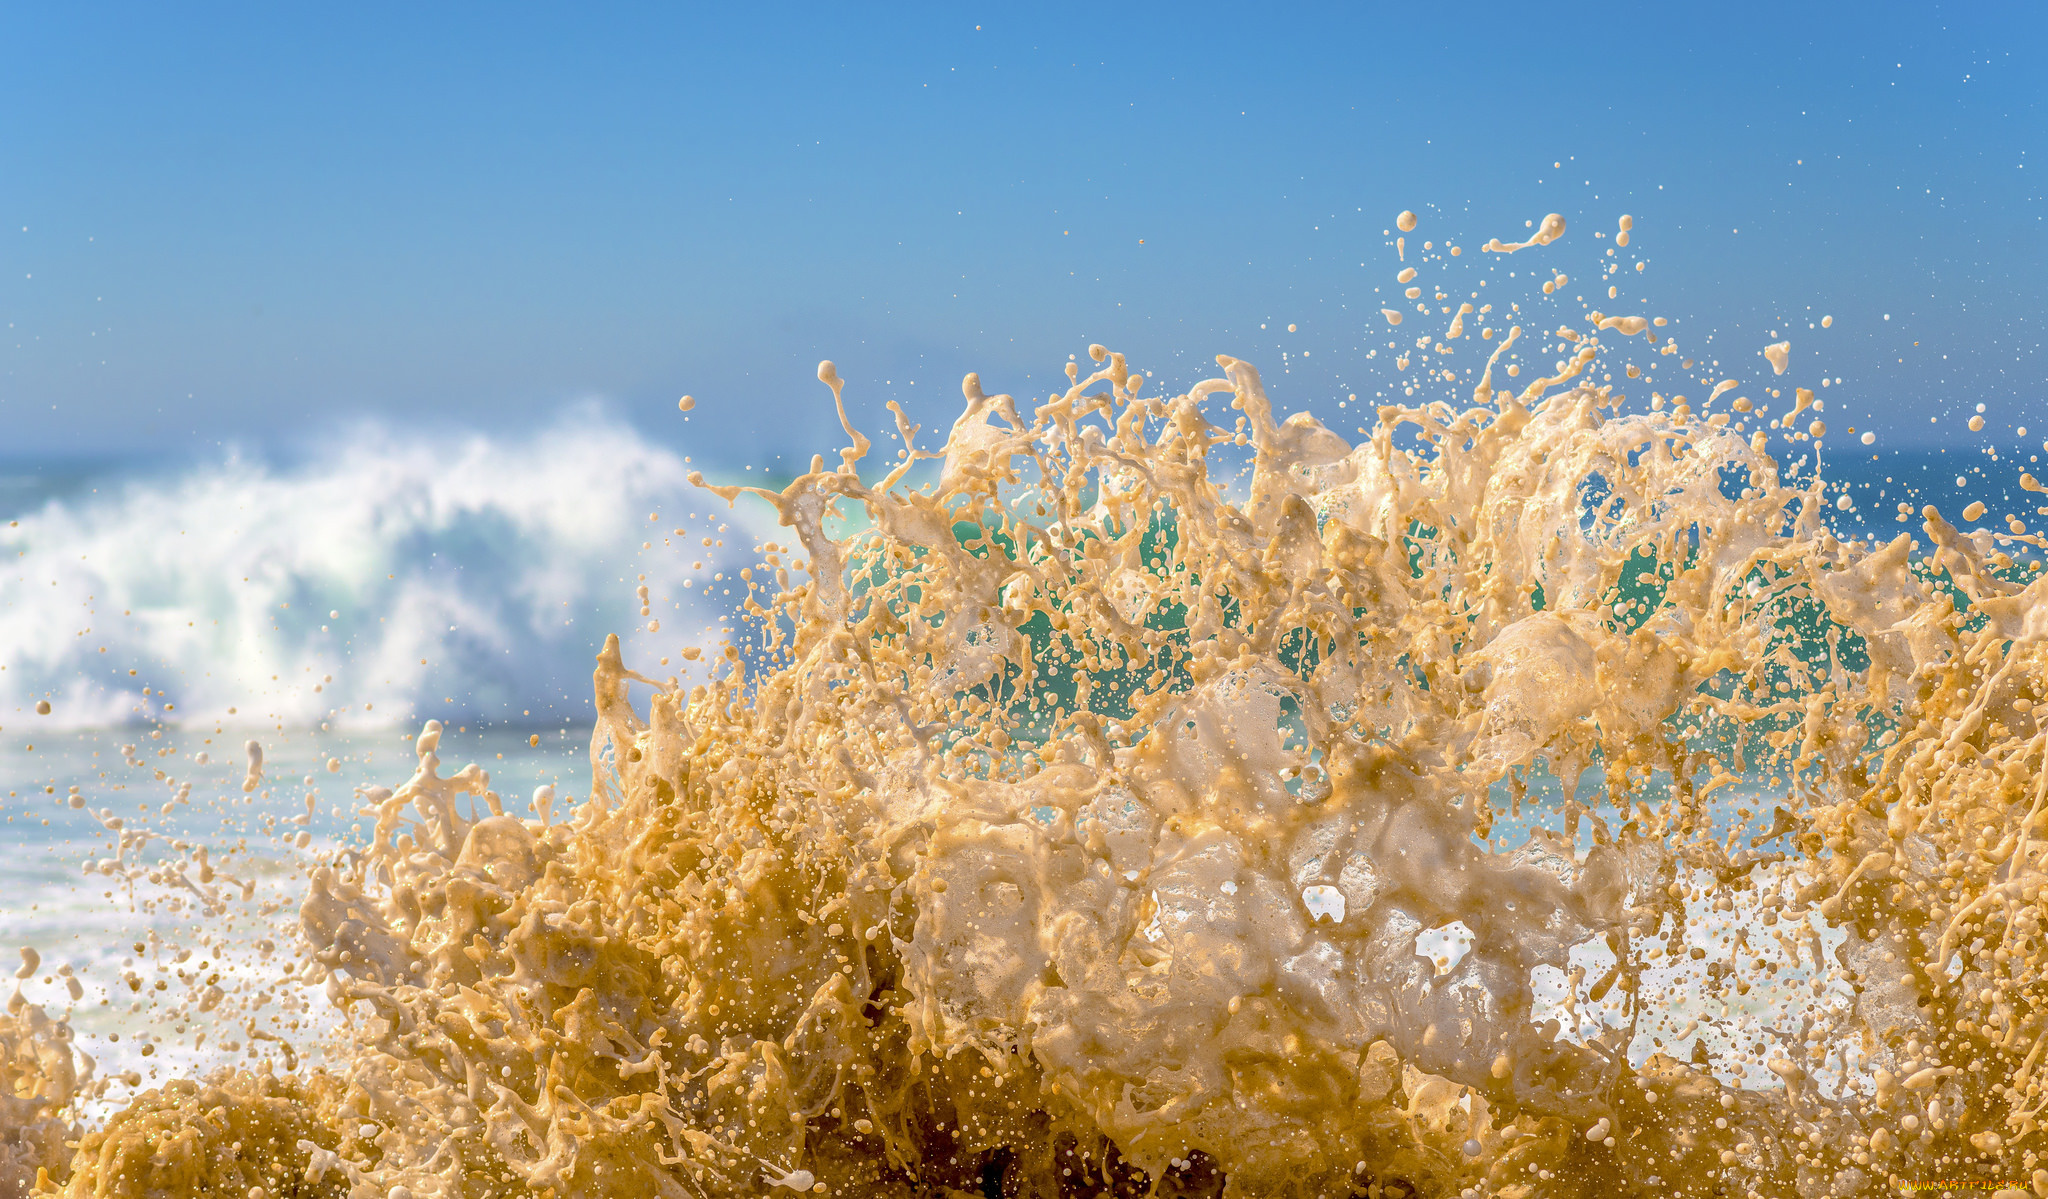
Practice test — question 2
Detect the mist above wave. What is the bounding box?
[0,405,766,730]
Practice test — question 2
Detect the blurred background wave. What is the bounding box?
[0,404,776,733]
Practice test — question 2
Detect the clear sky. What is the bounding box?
[1,2,2041,465]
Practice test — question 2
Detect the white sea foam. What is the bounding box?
[0,406,770,730]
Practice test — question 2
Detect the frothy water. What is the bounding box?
[4,215,2047,1199]
[0,407,772,732]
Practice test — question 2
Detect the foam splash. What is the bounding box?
[6,230,2048,1199]
[0,407,763,732]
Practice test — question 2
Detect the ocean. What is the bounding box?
[0,409,778,1095]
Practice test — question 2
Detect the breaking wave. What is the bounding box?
[0,407,768,731]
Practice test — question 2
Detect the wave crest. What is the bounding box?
[0,407,761,729]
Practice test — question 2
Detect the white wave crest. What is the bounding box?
[0,406,769,730]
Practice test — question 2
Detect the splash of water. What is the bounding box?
[7,225,2048,1199]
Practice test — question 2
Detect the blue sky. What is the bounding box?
[1,2,2041,465]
